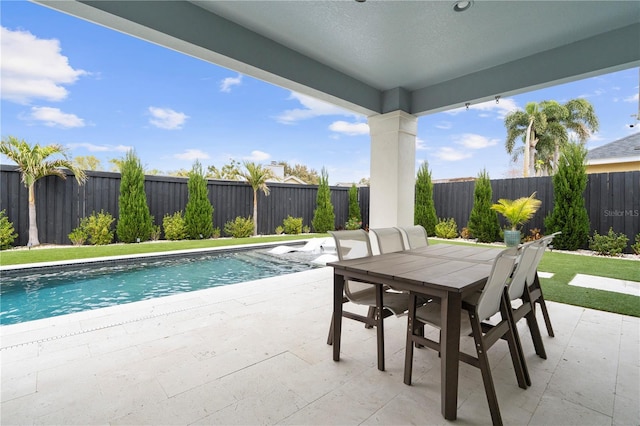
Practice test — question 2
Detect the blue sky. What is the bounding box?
[2,1,639,184]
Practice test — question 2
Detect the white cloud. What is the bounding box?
[27,106,84,128]
[445,98,519,119]
[67,143,131,152]
[624,93,639,103]
[454,133,499,149]
[433,147,472,161]
[1,26,87,104]
[174,149,210,161]
[243,150,271,162]
[220,74,242,92]
[275,92,360,124]
[416,137,428,151]
[329,120,369,136]
[148,107,189,130]
[435,121,452,130]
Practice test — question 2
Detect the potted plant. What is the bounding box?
[491,192,542,246]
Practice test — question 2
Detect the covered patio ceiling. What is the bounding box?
[36,0,640,117]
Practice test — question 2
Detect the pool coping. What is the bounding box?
[0,239,312,275]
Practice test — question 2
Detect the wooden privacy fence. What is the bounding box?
[433,171,639,249]
[0,166,370,246]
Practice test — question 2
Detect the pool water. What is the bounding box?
[0,248,318,326]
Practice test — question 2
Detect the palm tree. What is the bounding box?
[504,102,547,177]
[238,161,274,236]
[0,136,87,246]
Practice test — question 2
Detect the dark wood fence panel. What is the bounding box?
[433,171,639,251]
[0,166,365,246]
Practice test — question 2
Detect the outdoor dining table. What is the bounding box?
[327,244,503,421]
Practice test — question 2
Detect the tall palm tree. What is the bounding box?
[504,102,547,177]
[238,161,274,236]
[0,136,87,246]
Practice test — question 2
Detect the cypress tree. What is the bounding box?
[348,184,361,222]
[544,142,590,250]
[116,150,153,243]
[312,167,335,233]
[414,162,438,236]
[184,160,214,239]
[467,169,501,243]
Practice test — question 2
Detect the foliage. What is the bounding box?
[524,228,543,242]
[184,161,214,239]
[275,226,284,235]
[108,157,125,172]
[207,159,242,180]
[68,210,115,246]
[163,211,187,240]
[345,217,362,230]
[504,98,598,176]
[212,227,221,238]
[434,218,458,239]
[74,155,103,171]
[414,162,438,236]
[239,161,274,236]
[150,224,161,241]
[491,192,541,231]
[283,216,303,234]
[312,167,335,233]
[460,227,471,239]
[116,150,153,243]
[589,228,629,256]
[0,210,18,250]
[303,225,311,234]
[224,216,254,238]
[276,161,320,184]
[358,177,370,186]
[348,184,362,223]
[633,234,640,255]
[0,136,87,247]
[466,169,501,243]
[544,143,590,250]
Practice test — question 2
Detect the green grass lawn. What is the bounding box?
[2,235,638,318]
[0,234,325,266]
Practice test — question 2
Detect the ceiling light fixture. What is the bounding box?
[495,95,501,104]
[453,1,473,12]
[465,102,471,110]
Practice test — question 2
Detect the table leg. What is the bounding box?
[440,292,461,420]
[333,272,344,362]
[375,282,385,371]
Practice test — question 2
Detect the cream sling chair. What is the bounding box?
[326,229,412,371]
[396,225,429,249]
[404,247,527,426]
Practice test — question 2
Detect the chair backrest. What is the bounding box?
[370,227,405,254]
[329,230,374,299]
[397,225,429,249]
[476,247,518,321]
[525,232,560,286]
[507,241,540,300]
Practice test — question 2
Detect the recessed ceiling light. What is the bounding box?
[453,1,473,12]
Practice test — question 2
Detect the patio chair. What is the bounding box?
[404,247,527,426]
[396,225,429,249]
[326,229,413,371]
[526,232,561,337]
[370,227,407,253]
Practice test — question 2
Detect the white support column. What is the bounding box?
[368,110,417,228]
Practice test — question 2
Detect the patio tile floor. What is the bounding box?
[1,267,638,425]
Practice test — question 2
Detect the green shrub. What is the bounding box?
[312,167,335,233]
[275,225,284,235]
[116,150,153,243]
[303,225,311,234]
[68,228,87,246]
[83,210,115,245]
[632,234,640,255]
[435,218,458,239]
[348,184,362,223]
[0,210,18,250]
[283,216,303,234]
[224,216,253,238]
[589,228,629,256]
[415,162,438,236]
[150,223,161,241]
[163,211,187,240]
[467,169,500,243]
[345,217,362,230]
[212,227,221,239]
[184,160,214,239]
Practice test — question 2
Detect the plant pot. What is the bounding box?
[504,230,521,247]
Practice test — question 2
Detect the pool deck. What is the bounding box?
[1,267,639,425]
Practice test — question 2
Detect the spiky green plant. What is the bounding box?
[491,192,542,231]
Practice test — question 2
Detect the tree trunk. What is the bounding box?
[523,119,533,177]
[252,189,258,236]
[28,184,40,247]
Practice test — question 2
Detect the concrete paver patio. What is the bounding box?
[1,267,639,425]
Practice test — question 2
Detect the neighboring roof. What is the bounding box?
[587,132,640,163]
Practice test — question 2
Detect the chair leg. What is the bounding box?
[365,306,376,329]
[469,311,503,426]
[522,289,547,360]
[404,293,418,385]
[532,275,554,337]
[327,313,334,345]
[501,304,529,389]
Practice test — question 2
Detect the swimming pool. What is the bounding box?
[0,247,318,326]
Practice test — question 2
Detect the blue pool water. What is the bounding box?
[0,248,317,326]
